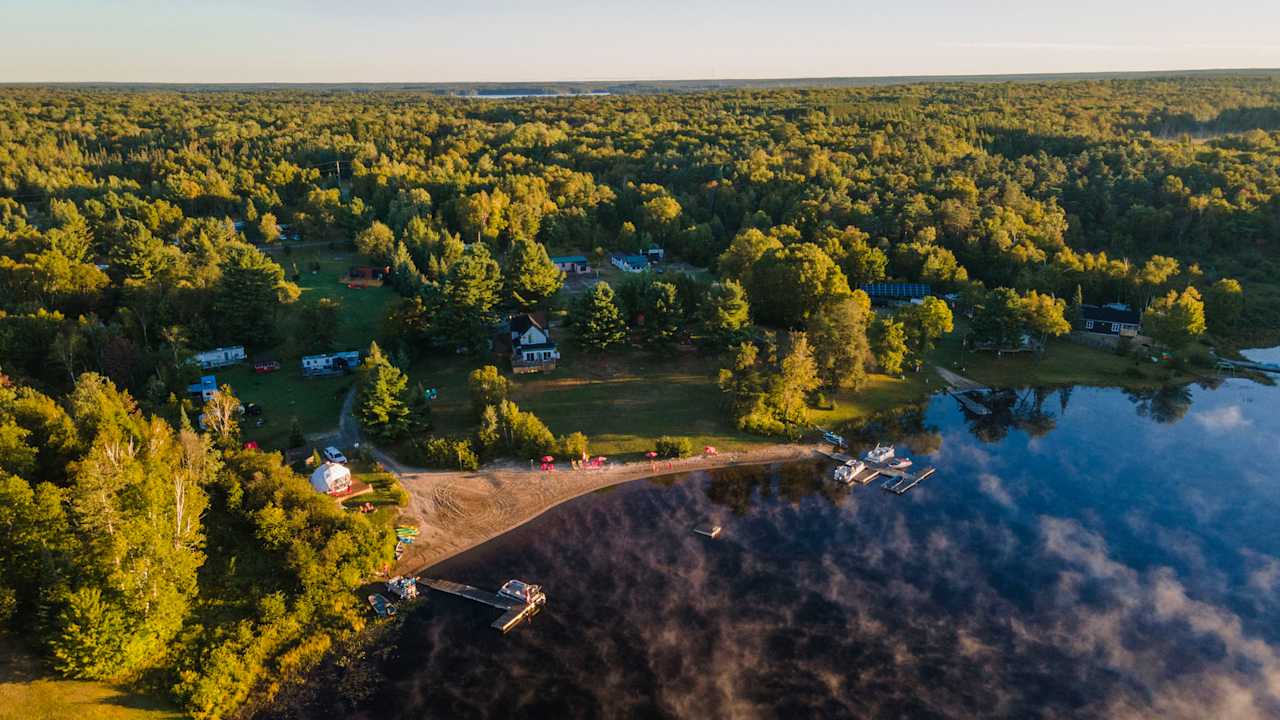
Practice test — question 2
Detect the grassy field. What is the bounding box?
[217,247,394,448]
[0,639,181,720]
[507,349,764,456]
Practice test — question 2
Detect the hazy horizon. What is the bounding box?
[4,0,1280,84]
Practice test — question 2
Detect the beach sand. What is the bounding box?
[392,444,821,574]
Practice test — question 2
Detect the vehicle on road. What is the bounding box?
[323,446,348,464]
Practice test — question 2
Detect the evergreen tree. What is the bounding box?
[574,281,627,352]
[871,316,908,375]
[355,342,411,442]
[769,333,820,430]
[433,243,503,351]
[640,280,682,348]
[702,279,751,350]
[504,237,564,309]
[213,244,296,346]
[810,295,872,391]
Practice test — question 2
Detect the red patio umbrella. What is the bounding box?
[541,455,555,463]
[645,451,658,459]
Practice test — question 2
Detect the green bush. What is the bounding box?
[415,437,480,471]
[655,435,694,458]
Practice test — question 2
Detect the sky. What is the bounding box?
[3,0,1280,83]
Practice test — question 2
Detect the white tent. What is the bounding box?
[310,462,352,495]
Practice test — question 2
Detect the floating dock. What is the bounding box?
[820,450,936,493]
[880,467,937,495]
[421,578,543,633]
[694,524,722,538]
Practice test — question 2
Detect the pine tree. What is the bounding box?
[640,280,682,348]
[504,237,564,309]
[769,332,820,429]
[702,279,751,350]
[871,316,908,376]
[355,342,411,442]
[574,281,627,352]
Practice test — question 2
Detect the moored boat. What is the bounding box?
[864,443,895,464]
[887,457,913,469]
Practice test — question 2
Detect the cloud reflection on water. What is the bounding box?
[324,379,1280,719]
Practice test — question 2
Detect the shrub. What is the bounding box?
[415,437,479,471]
[558,431,589,460]
[655,435,694,458]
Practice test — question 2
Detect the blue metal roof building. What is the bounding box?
[860,282,932,301]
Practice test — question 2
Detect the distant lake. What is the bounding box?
[455,92,611,99]
[291,366,1280,718]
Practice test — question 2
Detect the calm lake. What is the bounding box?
[336,372,1280,718]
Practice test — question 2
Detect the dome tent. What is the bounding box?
[310,461,352,495]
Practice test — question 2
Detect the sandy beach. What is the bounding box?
[392,444,821,574]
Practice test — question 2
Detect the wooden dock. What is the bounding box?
[693,524,722,538]
[422,578,518,609]
[421,578,542,633]
[949,391,991,416]
[880,467,936,495]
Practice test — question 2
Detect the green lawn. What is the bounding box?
[0,639,180,720]
[509,349,765,456]
[927,319,1202,390]
[213,248,395,448]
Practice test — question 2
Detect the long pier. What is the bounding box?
[1216,358,1280,375]
[421,578,542,633]
[934,366,993,416]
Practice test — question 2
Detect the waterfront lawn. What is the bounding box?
[509,349,765,457]
[927,320,1202,389]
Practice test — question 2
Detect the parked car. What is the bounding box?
[254,360,281,373]
[323,446,348,464]
[243,403,263,417]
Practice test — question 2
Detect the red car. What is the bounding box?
[253,360,281,374]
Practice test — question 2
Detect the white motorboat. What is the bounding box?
[864,443,895,464]
[887,457,913,470]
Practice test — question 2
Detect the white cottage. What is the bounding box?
[509,313,560,373]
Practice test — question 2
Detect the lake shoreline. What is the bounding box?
[392,443,824,576]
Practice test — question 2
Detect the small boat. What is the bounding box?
[498,580,547,607]
[368,593,397,618]
[887,457,913,470]
[386,576,419,601]
[694,523,722,538]
[864,443,895,464]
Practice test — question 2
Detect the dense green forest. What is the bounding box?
[2,76,1280,718]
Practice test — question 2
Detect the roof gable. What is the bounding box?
[1081,304,1140,324]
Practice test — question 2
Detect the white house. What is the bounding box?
[309,462,353,495]
[644,245,665,262]
[610,253,649,273]
[193,346,246,370]
[509,313,560,373]
[301,351,362,377]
